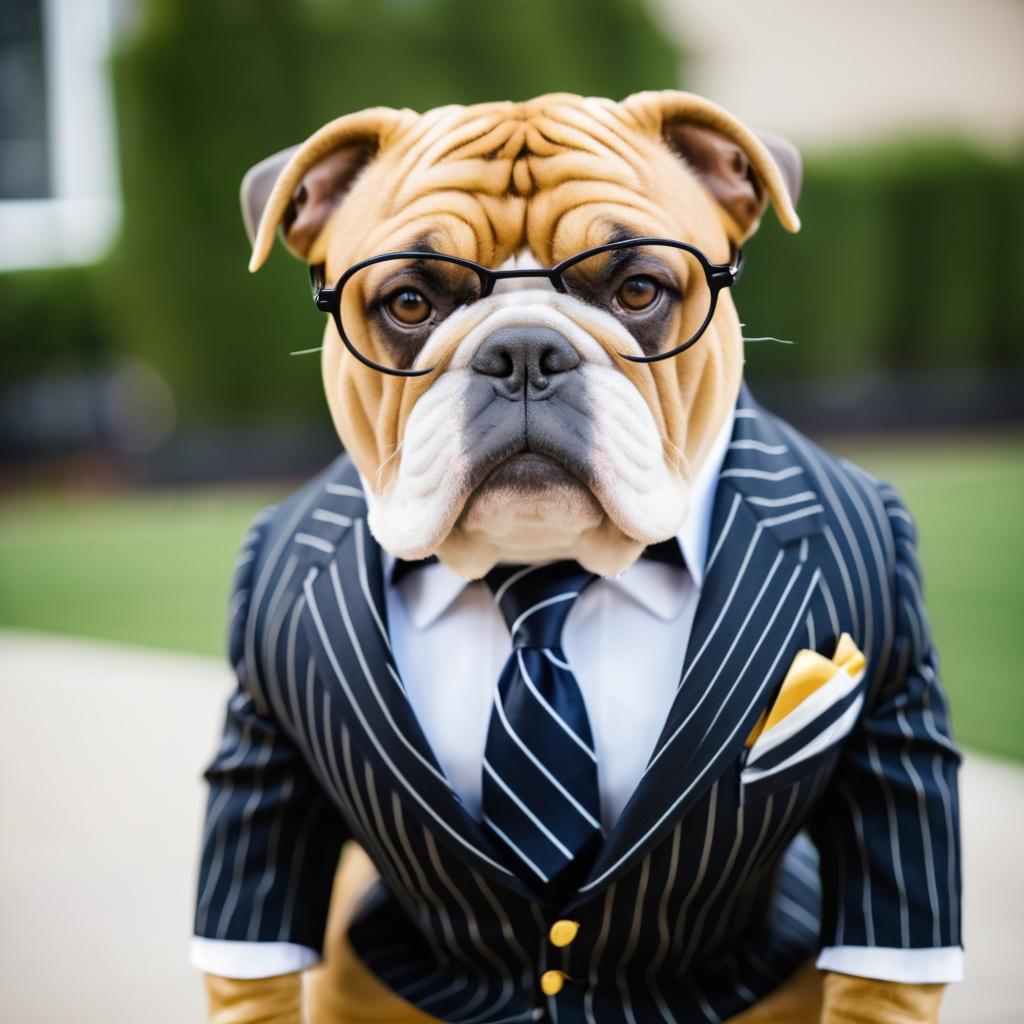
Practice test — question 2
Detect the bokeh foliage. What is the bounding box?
[100,0,678,424]
[741,141,1024,381]
[1,265,109,382]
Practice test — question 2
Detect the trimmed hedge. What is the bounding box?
[0,264,111,381]
[740,141,1024,382]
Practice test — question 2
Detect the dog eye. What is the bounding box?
[386,289,432,325]
[616,275,661,311]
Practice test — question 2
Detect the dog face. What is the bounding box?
[244,92,800,577]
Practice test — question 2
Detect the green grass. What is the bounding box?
[0,487,285,657]
[1,434,1021,760]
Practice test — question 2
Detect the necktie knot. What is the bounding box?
[484,561,597,650]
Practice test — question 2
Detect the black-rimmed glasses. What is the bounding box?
[310,237,744,377]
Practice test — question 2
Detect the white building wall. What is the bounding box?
[649,0,1024,149]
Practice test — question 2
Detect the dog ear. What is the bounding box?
[243,107,405,272]
[754,129,802,210]
[622,91,802,242]
[240,145,298,248]
[664,123,802,240]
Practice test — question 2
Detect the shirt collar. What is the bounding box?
[383,406,736,630]
[390,556,468,630]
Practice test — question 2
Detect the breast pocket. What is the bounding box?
[740,634,867,805]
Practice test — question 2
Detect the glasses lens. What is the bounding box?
[560,243,713,357]
[338,254,483,371]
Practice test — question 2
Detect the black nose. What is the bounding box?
[470,326,581,397]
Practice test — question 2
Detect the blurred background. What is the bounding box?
[1,1,1021,1021]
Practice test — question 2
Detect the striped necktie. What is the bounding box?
[480,561,602,889]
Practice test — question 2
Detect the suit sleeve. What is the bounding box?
[192,510,349,978]
[808,487,963,983]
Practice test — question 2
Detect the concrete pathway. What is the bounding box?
[0,631,1018,1023]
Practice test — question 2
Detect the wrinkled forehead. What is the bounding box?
[325,95,726,272]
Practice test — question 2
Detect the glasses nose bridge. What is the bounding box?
[481,265,563,296]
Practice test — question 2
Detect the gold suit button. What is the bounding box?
[549,919,580,947]
[540,970,565,996]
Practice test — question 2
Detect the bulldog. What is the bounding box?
[196,91,958,1024]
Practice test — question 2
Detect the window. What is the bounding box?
[0,0,51,199]
[0,0,120,270]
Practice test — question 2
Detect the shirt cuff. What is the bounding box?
[191,937,321,979]
[816,945,964,984]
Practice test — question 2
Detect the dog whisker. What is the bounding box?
[660,435,692,483]
[375,440,405,489]
[742,335,795,345]
[289,345,324,356]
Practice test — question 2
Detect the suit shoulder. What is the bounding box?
[750,402,903,567]
[255,451,364,549]
[227,452,366,668]
[240,451,366,591]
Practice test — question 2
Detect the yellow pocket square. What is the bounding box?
[746,633,866,748]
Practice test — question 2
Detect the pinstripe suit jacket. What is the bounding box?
[194,386,961,1023]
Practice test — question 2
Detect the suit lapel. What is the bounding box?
[300,494,542,902]
[570,388,827,906]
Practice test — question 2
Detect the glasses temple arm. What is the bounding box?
[309,263,337,312]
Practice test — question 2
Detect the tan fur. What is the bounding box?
[246,92,799,576]
[820,972,945,1023]
[205,972,302,1024]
